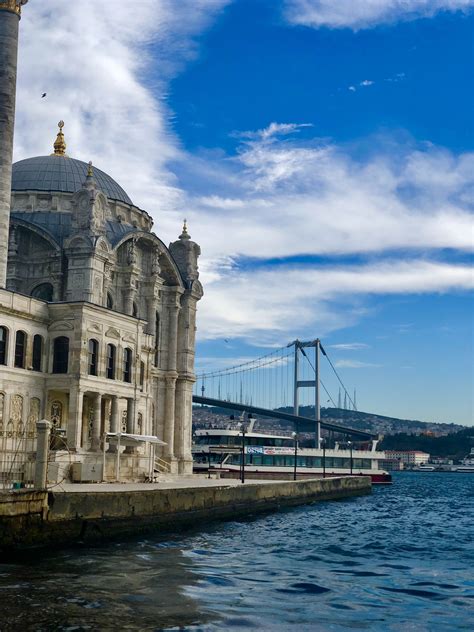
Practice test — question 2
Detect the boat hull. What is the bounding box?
[194,465,392,485]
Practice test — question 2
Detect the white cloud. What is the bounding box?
[198,260,473,343]
[334,360,382,368]
[187,126,474,262]
[329,343,370,350]
[360,80,374,86]
[348,86,357,92]
[283,0,474,30]
[16,0,229,213]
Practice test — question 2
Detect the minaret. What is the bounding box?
[0,0,28,288]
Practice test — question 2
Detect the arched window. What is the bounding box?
[154,312,160,367]
[14,331,27,368]
[88,339,99,376]
[123,348,132,383]
[52,336,69,374]
[31,283,54,302]
[106,344,116,380]
[139,361,145,390]
[32,334,43,371]
[132,302,138,318]
[0,327,8,365]
[106,293,114,309]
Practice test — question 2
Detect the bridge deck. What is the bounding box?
[192,396,376,439]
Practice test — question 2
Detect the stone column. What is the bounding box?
[67,387,84,450]
[163,376,176,461]
[108,395,119,453]
[0,3,26,288]
[91,393,102,451]
[174,378,194,474]
[146,296,158,336]
[34,419,51,490]
[125,397,136,454]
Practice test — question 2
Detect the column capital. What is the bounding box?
[0,1,28,17]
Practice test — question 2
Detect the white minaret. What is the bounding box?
[0,1,28,287]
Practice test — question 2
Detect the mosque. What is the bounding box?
[0,1,203,481]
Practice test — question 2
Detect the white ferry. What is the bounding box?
[192,426,392,485]
[455,448,474,473]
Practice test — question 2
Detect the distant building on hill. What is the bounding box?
[385,450,430,466]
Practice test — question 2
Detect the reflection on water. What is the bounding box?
[0,473,473,630]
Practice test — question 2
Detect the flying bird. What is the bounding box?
[41,93,47,98]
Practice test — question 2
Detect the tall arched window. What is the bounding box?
[139,361,145,390]
[88,339,99,376]
[123,348,132,383]
[106,293,114,309]
[0,327,8,366]
[106,344,116,379]
[132,302,138,318]
[14,331,27,368]
[31,283,54,302]
[52,336,69,374]
[32,334,43,371]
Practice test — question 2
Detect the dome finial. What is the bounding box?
[53,120,67,157]
[180,218,190,240]
[87,161,93,177]
[0,1,28,17]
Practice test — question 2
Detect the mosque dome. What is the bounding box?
[12,155,133,205]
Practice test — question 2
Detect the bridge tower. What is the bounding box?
[289,339,322,447]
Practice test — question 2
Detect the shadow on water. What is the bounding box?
[0,541,217,630]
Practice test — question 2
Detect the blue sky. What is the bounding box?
[16,1,473,425]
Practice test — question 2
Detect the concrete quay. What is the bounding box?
[0,475,371,552]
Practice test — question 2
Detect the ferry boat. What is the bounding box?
[455,448,474,473]
[192,426,392,484]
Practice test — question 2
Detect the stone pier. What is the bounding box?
[0,475,371,552]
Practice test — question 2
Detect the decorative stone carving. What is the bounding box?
[50,401,62,427]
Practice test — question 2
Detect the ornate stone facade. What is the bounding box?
[0,130,203,478]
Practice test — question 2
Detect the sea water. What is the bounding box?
[0,473,472,631]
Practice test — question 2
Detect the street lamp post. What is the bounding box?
[321,437,326,478]
[240,421,248,484]
[348,440,353,475]
[292,431,298,481]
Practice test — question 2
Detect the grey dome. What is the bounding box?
[12,155,133,205]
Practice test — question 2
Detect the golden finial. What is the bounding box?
[87,161,93,177]
[53,120,67,157]
[0,1,28,17]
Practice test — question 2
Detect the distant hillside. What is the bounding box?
[380,428,474,461]
[275,406,464,436]
[193,404,465,436]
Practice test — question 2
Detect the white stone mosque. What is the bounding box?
[0,1,203,482]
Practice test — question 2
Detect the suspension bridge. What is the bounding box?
[192,339,376,442]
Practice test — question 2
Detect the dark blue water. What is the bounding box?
[0,473,472,631]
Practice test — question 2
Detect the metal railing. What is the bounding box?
[0,427,37,490]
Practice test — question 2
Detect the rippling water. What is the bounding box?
[1,473,473,631]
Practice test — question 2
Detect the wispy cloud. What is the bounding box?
[334,360,382,369]
[283,0,474,30]
[360,79,374,86]
[329,343,370,350]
